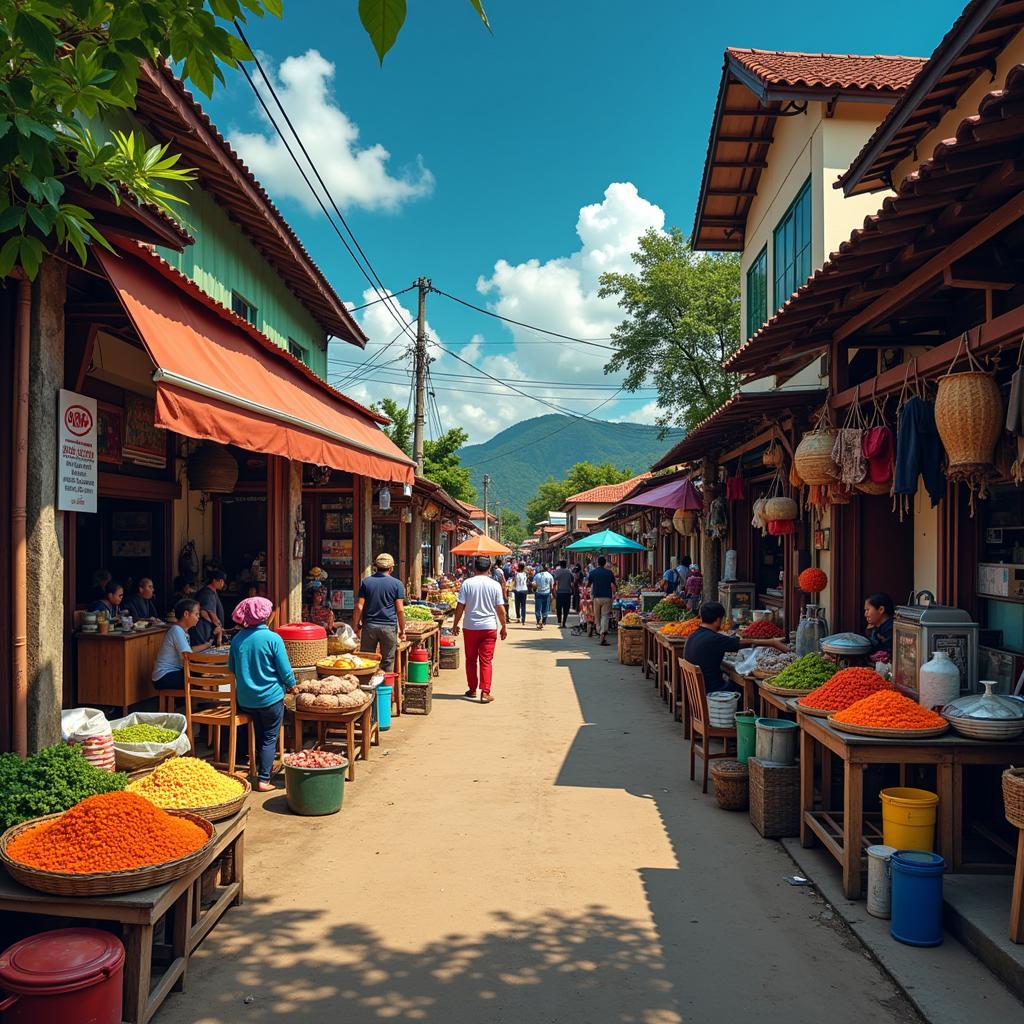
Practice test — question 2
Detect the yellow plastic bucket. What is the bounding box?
[880,788,938,851]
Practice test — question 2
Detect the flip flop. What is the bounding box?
[480,693,495,704]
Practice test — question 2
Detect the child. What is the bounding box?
[684,563,703,613]
[577,582,595,637]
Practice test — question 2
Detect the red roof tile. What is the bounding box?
[727,49,926,93]
[564,473,652,505]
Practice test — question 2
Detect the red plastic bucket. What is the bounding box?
[0,928,124,1023]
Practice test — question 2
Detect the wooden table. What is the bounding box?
[797,710,1024,899]
[394,640,410,714]
[643,623,659,683]
[721,663,758,715]
[0,808,248,1024]
[406,624,440,677]
[1012,827,1024,944]
[756,683,798,720]
[292,701,374,780]
[75,625,170,715]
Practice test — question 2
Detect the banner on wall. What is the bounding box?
[57,389,98,513]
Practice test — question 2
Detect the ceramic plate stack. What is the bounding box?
[942,681,1024,740]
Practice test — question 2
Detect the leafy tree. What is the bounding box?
[0,0,281,279]
[525,461,633,532]
[600,227,741,432]
[359,0,490,64]
[423,428,475,503]
[373,397,412,456]
[498,509,526,549]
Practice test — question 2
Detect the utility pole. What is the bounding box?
[482,474,491,538]
[496,505,502,544]
[410,277,430,596]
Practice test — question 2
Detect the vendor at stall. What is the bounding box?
[153,599,221,690]
[124,577,161,623]
[864,592,895,657]
[88,579,123,616]
[303,581,336,632]
[683,601,788,694]
[196,570,227,631]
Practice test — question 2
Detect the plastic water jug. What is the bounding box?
[918,650,960,712]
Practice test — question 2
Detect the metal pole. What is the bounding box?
[482,474,491,538]
[410,277,429,597]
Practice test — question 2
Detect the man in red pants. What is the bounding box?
[451,555,507,704]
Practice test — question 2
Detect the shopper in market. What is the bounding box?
[532,563,554,628]
[88,578,124,616]
[512,561,530,625]
[864,592,895,657]
[228,596,296,791]
[124,577,161,623]
[552,559,575,628]
[683,601,788,694]
[152,598,221,691]
[303,581,336,633]
[353,552,406,672]
[587,556,616,646]
[451,555,507,704]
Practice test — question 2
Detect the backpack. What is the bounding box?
[663,567,679,592]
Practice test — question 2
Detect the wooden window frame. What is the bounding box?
[746,245,768,339]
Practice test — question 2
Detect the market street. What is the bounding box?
[162,623,920,1024]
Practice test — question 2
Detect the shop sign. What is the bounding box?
[57,389,98,513]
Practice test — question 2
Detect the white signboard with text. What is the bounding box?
[57,389,98,513]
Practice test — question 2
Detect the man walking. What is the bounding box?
[532,564,554,628]
[552,559,575,628]
[353,553,406,671]
[451,555,507,704]
[587,555,616,646]
[513,561,529,625]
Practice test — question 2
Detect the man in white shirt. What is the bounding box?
[512,561,530,625]
[532,565,554,629]
[451,555,507,704]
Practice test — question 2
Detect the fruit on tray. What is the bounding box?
[798,667,891,711]
[832,690,946,730]
[127,757,244,808]
[798,567,828,594]
[404,605,435,622]
[619,612,642,627]
[769,652,835,690]
[317,654,379,670]
[739,621,785,640]
[660,618,700,638]
[7,791,208,874]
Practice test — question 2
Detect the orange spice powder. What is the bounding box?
[798,667,891,711]
[832,690,946,730]
[7,791,208,874]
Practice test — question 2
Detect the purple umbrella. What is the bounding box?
[628,477,702,510]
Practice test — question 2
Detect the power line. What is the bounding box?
[330,317,415,391]
[346,285,415,312]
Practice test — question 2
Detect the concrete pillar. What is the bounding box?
[26,258,67,750]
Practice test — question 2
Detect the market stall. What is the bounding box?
[75,624,170,716]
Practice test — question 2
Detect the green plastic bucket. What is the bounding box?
[735,712,758,763]
[408,660,430,683]
[284,760,348,816]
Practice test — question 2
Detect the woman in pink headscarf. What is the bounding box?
[228,597,295,791]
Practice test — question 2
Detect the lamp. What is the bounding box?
[379,486,392,511]
[187,443,238,493]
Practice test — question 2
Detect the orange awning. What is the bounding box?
[96,247,414,484]
[449,535,512,557]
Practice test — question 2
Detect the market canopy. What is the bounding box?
[626,476,702,510]
[97,246,415,485]
[566,529,647,553]
[449,535,512,557]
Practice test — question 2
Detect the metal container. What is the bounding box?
[795,604,828,657]
[719,581,755,622]
[893,590,978,695]
[943,681,1024,740]
[821,632,872,664]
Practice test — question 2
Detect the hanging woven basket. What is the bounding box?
[672,508,697,535]
[763,440,784,468]
[794,429,838,485]
[855,478,891,496]
[935,371,1002,472]
[763,496,798,521]
[188,442,239,493]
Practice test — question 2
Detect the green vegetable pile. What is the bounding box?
[649,600,689,622]
[770,652,836,690]
[0,744,127,831]
[404,605,435,622]
[112,724,179,744]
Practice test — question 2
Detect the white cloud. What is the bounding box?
[230,49,433,213]
[328,183,666,444]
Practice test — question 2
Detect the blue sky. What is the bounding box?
[204,0,966,442]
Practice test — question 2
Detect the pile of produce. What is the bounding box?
[740,621,785,640]
[769,652,835,691]
[649,599,688,622]
[283,750,347,769]
[798,667,891,711]
[660,618,700,638]
[112,724,179,744]
[295,675,370,711]
[127,757,243,808]
[832,690,946,730]
[436,591,458,610]
[6,791,208,874]
[798,568,828,594]
[317,654,379,671]
[752,647,798,675]
[0,745,126,831]
[619,612,642,627]
[404,605,435,622]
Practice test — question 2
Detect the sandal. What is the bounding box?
[464,689,477,700]
[480,693,495,704]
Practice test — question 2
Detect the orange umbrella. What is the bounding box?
[450,535,512,557]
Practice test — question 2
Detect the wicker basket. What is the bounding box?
[856,478,891,496]
[316,655,381,678]
[128,769,250,823]
[404,679,433,715]
[749,757,800,838]
[935,370,1002,470]
[0,810,215,896]
[1003,767,1024,830]
[618,626,644,666]
[763,496,798,521]
[710,760,749,810]
[439,645,461,670]
[283,637,328,668]
[794,429,839,485]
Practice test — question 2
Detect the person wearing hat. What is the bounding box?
[353,552,406,672]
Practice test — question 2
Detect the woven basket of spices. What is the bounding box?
[128,767,250,823]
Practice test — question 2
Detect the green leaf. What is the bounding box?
[14,11,56,61]
[14,115,56,143]
[18,236,43,280]
[0,237,22,279]
[466,0,491,30]
[0,206,23,233]
[27,203,56,234]
[359,0,406,65]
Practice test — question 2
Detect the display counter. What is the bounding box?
[75,625,170,715]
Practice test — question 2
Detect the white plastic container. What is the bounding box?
[707,690,741,728]
[866,844,897,918]
[918,649,960,712]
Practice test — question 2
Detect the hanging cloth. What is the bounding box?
[1008,335,1024,486]
[894,396,945,507]
[725,466,746,501]
[863,385,894,485]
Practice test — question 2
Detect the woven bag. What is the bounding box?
[935,372,1001,470]
[1003,767,1024,830]
[763,496,797,521]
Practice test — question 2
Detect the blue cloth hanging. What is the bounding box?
[894,396,944,506]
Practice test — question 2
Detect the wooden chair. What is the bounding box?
[680,659,738,794]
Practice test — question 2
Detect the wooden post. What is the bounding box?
[361,477,373,579]
[700,456,721,605]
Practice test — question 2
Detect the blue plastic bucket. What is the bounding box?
[376,684,394,731]
[890,850,945,947]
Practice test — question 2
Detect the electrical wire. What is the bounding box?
[330,317,416,391]
[346,285,415,312]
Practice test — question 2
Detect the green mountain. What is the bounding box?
[459,414,684,517]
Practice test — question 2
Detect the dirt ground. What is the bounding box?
[162,621,922,1024]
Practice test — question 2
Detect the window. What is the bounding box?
[231,291,258,326]
[287,339,308,365]
[745,246,768,339]
[773,178,812,309]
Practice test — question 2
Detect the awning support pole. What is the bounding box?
[12,275,30,756]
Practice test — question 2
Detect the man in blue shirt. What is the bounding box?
[587,556,616,646]
[354,552,406,671]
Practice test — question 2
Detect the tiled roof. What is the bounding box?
[564,473,652,505]
[727,49,926,93]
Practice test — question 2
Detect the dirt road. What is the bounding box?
[164,623,920,1024]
